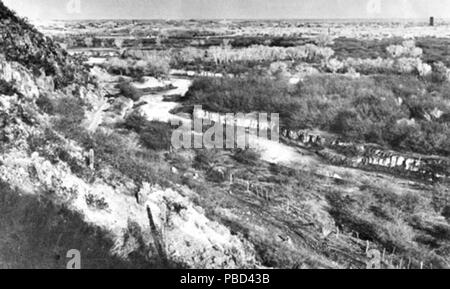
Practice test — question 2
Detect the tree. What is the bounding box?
[84,37,94,47]
[114,38,124,49]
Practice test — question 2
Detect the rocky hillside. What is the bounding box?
[0,1,88,88]
[0,2,259,269]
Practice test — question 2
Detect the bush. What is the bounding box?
[194,149,221,170]
[139,121,172,151]
[207,44,333,64]
[102,57,170,79]
[184,76,293,115]
[85,194,109,210]
[233,149,261,166]
[35,94,55,114]
[0,79,18,96]
[333,38,434,77]
[332,37,400,60]
[123,113,172,151]
[51,96,87,141]
[326,189,417,252]
[123,112,147,132]
[117,81,143,101]
[442,206,450,219]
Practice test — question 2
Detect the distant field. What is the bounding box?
[333,37,450,66]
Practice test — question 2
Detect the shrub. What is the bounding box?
[269,61,290,79]
[431,62,450,83]
[332,37,401,60]
[123,112,147,132]
[35,94,55,114]
[442,206,450,219]
[139,121,172,151]
[136,58,170,78]
[102,57,170,79]
[332,39,434,76]
[0,79,18,96]
[194,149,221,170]
[416,37,450,66]
[51,96,87,141]
[207,44,333,65]
[326,189,416,251]
[233,149,261,166]
[326,58,344,73]
[386,40,423,59]
[123,113,172,151]
[116,81,143,101]
[84,130,173,185]
[331,110,362,136]
[85,194,109,210]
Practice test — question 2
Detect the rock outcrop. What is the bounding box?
[0,1,88,88]
[281,128,450,181]
[0,56,40,99]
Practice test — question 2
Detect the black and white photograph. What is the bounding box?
[0,0,450,275]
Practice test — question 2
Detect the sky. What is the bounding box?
[3,0,450,20]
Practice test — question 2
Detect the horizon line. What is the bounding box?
[41,16,447,22]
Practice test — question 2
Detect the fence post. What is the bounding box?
[146,206,167,267]
[89,149,95,170]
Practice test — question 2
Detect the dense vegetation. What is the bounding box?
[124,43,332,75]
[0,79,19,96]
[35,93,175,186]
[123,113,173,151]
[333,37,450,67]
[184,74,450,156]
[116,81,144,101]
[101,57,170,79]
